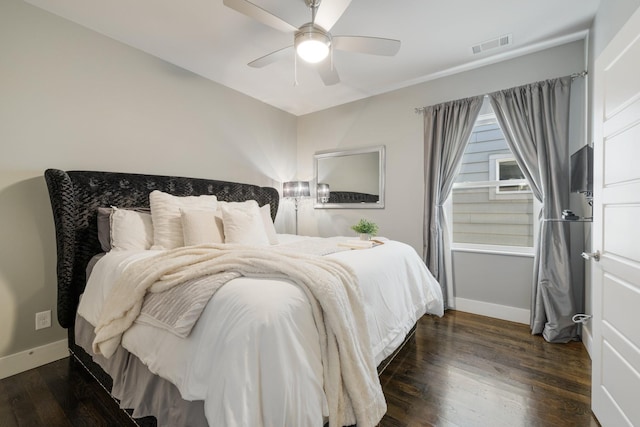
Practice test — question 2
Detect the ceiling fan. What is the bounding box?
[222,0,401,85]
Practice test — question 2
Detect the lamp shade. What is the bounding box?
[317,183,330,203]
[283,181,310,198]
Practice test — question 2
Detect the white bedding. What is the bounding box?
[78,235,443,427]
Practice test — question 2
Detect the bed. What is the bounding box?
[44,168,444,427]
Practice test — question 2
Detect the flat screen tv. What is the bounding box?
[570,145,593,193]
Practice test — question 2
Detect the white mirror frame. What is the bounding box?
[314,145,385,209]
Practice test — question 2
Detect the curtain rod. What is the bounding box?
[414,71,588,114]
[570,70,588,80]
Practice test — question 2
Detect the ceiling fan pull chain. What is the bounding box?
[294,52,299,87]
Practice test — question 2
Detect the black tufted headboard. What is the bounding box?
[44,169,280,329]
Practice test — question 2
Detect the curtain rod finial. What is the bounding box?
[571,70,588,80]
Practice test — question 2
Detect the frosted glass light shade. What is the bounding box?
[295,24,330,64]
[296,39,329,63]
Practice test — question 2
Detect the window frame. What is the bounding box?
[490,154,531,196]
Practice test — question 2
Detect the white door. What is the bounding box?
[591,6,640,427]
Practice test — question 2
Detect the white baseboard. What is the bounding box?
[454,297,530,324]
[0,339,69,380]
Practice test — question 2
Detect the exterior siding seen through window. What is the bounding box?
[452,111,534,248]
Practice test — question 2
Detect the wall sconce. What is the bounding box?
[317,183,330,203]
[283,181,310,235]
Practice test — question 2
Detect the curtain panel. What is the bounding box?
[489,76,577,342]
[422,96,483,308]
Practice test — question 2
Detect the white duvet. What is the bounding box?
[78,235,444,427]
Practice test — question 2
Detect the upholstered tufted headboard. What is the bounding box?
[44,169,280,329]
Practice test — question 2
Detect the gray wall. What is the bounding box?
[0,0,297,359]
[453,252,532,309]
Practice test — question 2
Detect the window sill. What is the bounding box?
[543,218,593,222]
[451,244,534,258]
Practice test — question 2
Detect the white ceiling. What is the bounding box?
[24,0,599,116]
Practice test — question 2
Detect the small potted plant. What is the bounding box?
[351,218,379,240]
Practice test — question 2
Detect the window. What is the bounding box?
[450,99,534,249]
[491,154,530,194]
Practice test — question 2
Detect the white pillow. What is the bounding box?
[149,190,218,249]
[181,209,225,246]
[110,207,154,251]
[260,204,278,245]
[221,200,270,246]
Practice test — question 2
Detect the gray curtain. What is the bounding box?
[423,96,483,308]
[489,76,577,342]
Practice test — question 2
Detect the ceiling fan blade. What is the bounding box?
[317,58,340,86]
[223,0,297,33]
[314,0,352,31]
[333,36,401,56]
[248,46,294,68]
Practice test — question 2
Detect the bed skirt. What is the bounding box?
[74,315,207,427]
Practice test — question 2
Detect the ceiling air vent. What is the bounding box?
[471,34,512,55]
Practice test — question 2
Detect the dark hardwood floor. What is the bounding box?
[0,310,598,427]
[379,311,598,427]
[0,354,136,427]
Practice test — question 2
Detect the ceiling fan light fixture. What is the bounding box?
[295,24,330,63]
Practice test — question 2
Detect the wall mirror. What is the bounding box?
[314,145,385,209]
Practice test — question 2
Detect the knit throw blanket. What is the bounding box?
[135,271,241,338]
[92,243,386,427]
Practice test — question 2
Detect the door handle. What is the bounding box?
[581,251,600,261]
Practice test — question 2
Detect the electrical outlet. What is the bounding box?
[35,310,51,330]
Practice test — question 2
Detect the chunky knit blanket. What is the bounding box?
[92,243,386,427]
